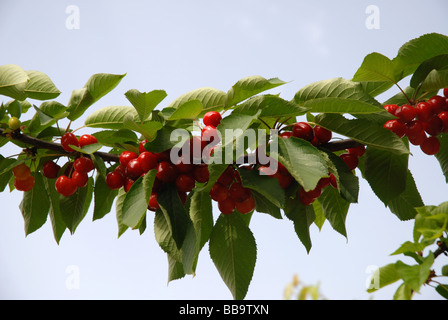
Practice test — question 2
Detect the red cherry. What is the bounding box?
[119,151,138,166]
[423,115,443,136]
[12,163,31,180]
[274,171,293,189]
[193,164,209,183]
[347,145,366,157]
[217,166,235,186]
[14,175,35,192]
[55,175,77,197]
[106,171,125,189]
[427,95,447,114]
[203,111,222,127]
[229,182,251,202]
[154,150,172,163]
[124,178,135,192]
[210,182,229,202]
[156,161,178,183]
[395,104,416,123]
[329,174,338,189]
[235,195,255,214]
[178,191,187,205]
[438,111,448,132]
[201,125,220,144]
[292,122,314,142]
[384,119,406,138]
[340,153,358,170]
[416,102,434,122]
[175,157,194,173]
[72,171,89,188]
[298,187,317,206]
[175,173,196,193]
[313,125,332,144]
[148,193,160,210]
[420,136,440,155]
[73,157,94,174]
[317,177,331,189]
[42,160,61,179]
[78,134,98,147]
[406,120,424,139]
[444,88,448,98]
[138,151,157,172]
[384,104,399,116]
[61,132,79,152]
[139,139,148,154]
[408,129,427,146]
[126,158,144,180]
[218,197,236,215]
[280,131,293,139]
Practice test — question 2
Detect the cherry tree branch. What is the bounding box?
[0,128,363,163]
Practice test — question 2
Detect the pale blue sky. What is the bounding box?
[0,0,447,300]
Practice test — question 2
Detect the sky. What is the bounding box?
[0,0,447,300]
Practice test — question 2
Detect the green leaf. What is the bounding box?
[314,113,409,155]
[293,77,382,108]
[272,137,328,191]
[352,52,397,83]
[161,99,203,121]
[24,70,61,100]
[43,177,66,244]
[367,263,400,293]
[363,146,409,204]
[435,134,448,183]
[386,170,424,221]
[304,97,382,114]
[410,54,448,88]
[251,190,282,219]
[93,174,118,221]
[157,184,191,249]
[209,213,257,300]
[218,111,261,148]
[393,283,414,300]
[166,87,226,116]
[115,189,129,237]
[225,75,286,107]
[284,195,315,253]
[390,241,428,256]
[0,156,15,192]
[435,284,448,299]
[318,186,350,238]
[188,190,214,253]
[144,125,190,153]
[237,166,285,209]
[395,253,434,293]
[393,33,448,80]
[233,94,309,118]
[67,73,126,121]
[18,172,50,236]
[123,114,163,141]
[121,171,156,229]
[69,143,103,155]
[59,177,94,234]
[0,64,29,100]
[124,89,167,122]
[85,106,138,129]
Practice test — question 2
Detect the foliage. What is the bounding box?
[1,32,448,300]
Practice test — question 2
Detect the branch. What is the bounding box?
[0,128,363,164]
[0,128,119,163]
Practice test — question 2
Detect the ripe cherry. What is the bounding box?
[156,161,178,183]
[340,153,359,171]
[124,178,135,193]
[139,139,148,154]
[218,197,236,215]
[438,111,448,132]
[78,134,98,147]
[280,131,293,139]
[444,88,448,98]
[55,175,77,197]
[395,104,416,123]
[106,171,125,189]
[229,182,251,202]
[298,187,317,206]
[236,195,255,214]
[73,157,94,174]
[201,125,220,144]
[408,129,427,146]
[406,120,424,139]
[347,145,366,157]
[148,193,160,210]
[427,95,447,114]
[138,151,157,172]
[42,160,61,179]
[72,171,89,188]
[420,136,440,155]
[384,119,406,138]
[292,122,314,142]
[175,173,196,193]
[313,125,332,144]
[217,166,235,186]
[14,175,35,192]
[416,102,434,122]
[12,163,31,180]
[193,164,209,183]
[210,182,229,202]
[203,111,222,127]
[126,158,144,180]
[61,132,79,152]
[119,151,138,166]
[423,115,443,136]
[384,104,399,116]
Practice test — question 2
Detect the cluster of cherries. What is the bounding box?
[12,162,35,192]
[278,121,365,206]
[383,89,448,155]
